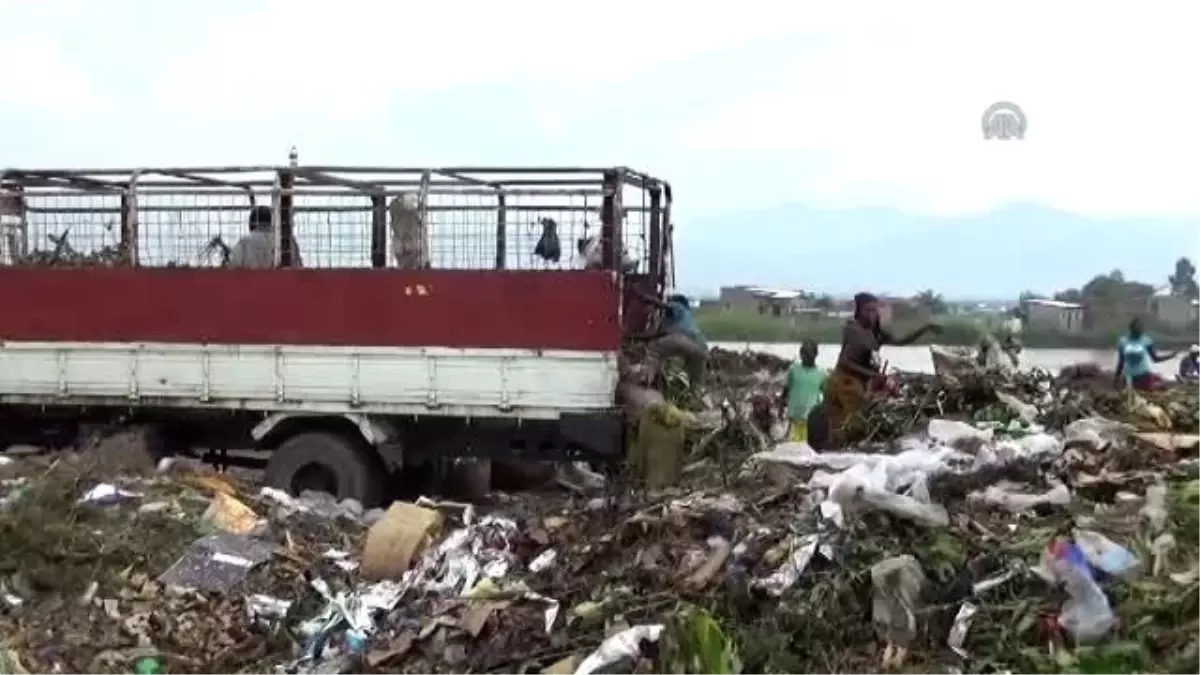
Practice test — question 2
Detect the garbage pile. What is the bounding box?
[1,350,1198,674]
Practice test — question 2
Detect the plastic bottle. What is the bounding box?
[132,656,164,674]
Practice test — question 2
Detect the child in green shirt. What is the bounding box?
[781,340,826,443]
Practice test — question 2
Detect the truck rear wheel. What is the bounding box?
[264,431,384,506]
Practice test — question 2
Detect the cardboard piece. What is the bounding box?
[203,492,262,534]
[361,502,444,581]
[458,600,510,637]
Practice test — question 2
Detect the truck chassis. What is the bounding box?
[0,163,673,504]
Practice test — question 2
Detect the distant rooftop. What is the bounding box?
[1026,298,1084,309]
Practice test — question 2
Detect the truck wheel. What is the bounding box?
[264,432,384,506]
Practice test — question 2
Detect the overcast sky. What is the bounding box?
[3,0,1197,290]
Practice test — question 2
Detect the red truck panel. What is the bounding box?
[0,268,622,351]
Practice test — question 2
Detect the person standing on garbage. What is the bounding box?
[822,293,941,447]
[781,340,826,442]
[638,291,708,389]
[1114,318,1177,391]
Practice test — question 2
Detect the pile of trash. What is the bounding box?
[2,351,1198,674]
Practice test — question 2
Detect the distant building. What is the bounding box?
[717,285,807,316]
[1024,298,1085,333]
[717,285,760,309]
[1150,287,1200,329]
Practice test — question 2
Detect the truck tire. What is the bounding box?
[264,431,384,507]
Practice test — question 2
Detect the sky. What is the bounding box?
[2,0,1198,297]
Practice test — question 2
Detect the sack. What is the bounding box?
[389,194,429,269]
[534,217,561,262]
[628,402,688,488]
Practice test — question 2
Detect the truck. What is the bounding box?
[0,161,674,505]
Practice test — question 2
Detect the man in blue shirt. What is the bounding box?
[642,293,708,389]
[1115,318,1177,391]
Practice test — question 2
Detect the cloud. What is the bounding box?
[675,2,1200,218]
[3,0,1196,224]
[135,0,796,124]
[0,35,117,119]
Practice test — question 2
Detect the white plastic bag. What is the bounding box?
[927,419,993,446]
[1063,417,1134,452]
[1139,483,1169,534]
[574,624,664,675]
[968,481,1071,513]
[995,391,1039,424]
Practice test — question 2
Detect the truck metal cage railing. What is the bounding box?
[0,164,673,287]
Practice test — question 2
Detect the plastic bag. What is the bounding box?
[575,624,664,675]
[1139,483,1169,534]
[871,555,926,647]
[1063,416,1134,452]
[996,391,1039,424]
[1073,529,1141,579]
[968,480,1071,513]
[927,419,993,446]
[1046,539,1115,644]
[534,217,561,262]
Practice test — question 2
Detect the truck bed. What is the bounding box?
[0,341,618,419]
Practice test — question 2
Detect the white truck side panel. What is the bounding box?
[0,341,618,420]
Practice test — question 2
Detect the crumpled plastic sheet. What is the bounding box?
[1041,538,1116,643]
[968,480,1072,513]
[1072,528,1141,579]
[247,594,293,626]
[294,577,407,666]
[574,624,665,675]
[78,483,141,506]
[667,493,744,514]
[528,549,557,573]
[410,515,520,597]
[465,579,561,634]
[947,601,978,657]
[753,533,834,596]
[1063,416,1135,452]
[1140,483,1169,533]
[871,555,926,645]
[753,421,1068,529]
[928,419,994,446]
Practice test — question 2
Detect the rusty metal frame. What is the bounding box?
[0,164,673,278]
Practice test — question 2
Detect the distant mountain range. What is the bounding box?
[676,203,1199,300]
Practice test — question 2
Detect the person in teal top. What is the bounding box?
[638,292,709,389]
[1115,318,1177,391]
[780,340,827,442]
[661,294,706,348]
